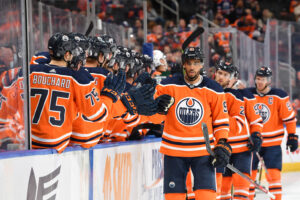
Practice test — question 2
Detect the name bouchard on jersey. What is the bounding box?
[175,97,204,126]
[32,75,70,88]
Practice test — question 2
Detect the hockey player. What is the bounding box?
[70,35,111,147]
[100,35,117,68]
[248,66,298,200]
[214,61,255,200]
[152,50,168,82]
[156,47,231,200]
[30,33,158,153]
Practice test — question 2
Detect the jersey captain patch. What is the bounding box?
[254,103,270,124]
[175,97,204,126]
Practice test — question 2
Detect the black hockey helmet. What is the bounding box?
[88,36,110,59]
[140,54,153,68]
[101,35,117,52]
[215,60,236,75]
[108,48,131,70]
[255,66,272,78]
[67,45,87,69]
[68,32,90,51]
[48,32,64,53]
[181,47,205,64]
[48,33,76,60]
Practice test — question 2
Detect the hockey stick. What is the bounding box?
[182,27,204,51]
[201,122,275,199]
[85,21,94,36]
[244,118,270,178]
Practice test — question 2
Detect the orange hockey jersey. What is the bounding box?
[30,64,115,153]
[71,67,109,148]
[224,88,248,153]
[0,68,24,146]
[30,52,51,65]
[239,88,263,134]
[249,87,297,147]
[156,75,229,157]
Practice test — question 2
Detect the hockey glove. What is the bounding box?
[155,94,175,115]
[134,72,156,86]
[212,139,232,168]
[121,84,157,116]
[247,132,263,152]
[286,134,299,152]
[101,71,126,102]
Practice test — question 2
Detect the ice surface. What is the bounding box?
[255,172,300,200]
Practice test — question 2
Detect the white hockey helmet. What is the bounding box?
[153,50,166,68]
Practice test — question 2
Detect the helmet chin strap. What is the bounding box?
[255,82,271,96]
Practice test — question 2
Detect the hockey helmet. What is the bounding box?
[101,35,117,52]
[255,66,272,78]
[88,36,110,60]
[48,33,76,60]
[181,47,204,64]
[153,50,166,68]
[215,60,236,75]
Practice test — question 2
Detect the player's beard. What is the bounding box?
[184,68,201,82]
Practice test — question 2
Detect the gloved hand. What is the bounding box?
[212,139,232,168]
[286,134,298,152]
[134,72,156,86]
[121,84,157,116]
[155,94,174,115]
[247,132,263,152]
[101,71,126,102]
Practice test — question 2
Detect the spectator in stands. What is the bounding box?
[257,8,273,32]
[233,9,257,36]
[217,0,234,19]
[229,0,245,23]
[250,0,262,20]
[187,15,199,31]
[178,18,188,32]
[147,1,161,23]
[213,11,230,27]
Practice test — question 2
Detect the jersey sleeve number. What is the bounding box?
[31,89,70,126]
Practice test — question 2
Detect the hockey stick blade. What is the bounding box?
[182,27,204,51]
[85,21,94,36]
[201,122,275,199]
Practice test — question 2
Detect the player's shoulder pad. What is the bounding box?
[268,88,288,98]
[239,88,255,99]
[32,51,51,64]
[30,64,94,84]
[246,87,257,95]
[224,88,244,101]
[200,77,224,93]
[159,74,185,86]
[84,67,109,76]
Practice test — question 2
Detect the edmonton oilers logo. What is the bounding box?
[254,103,270,123]
[175,97,204,126]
